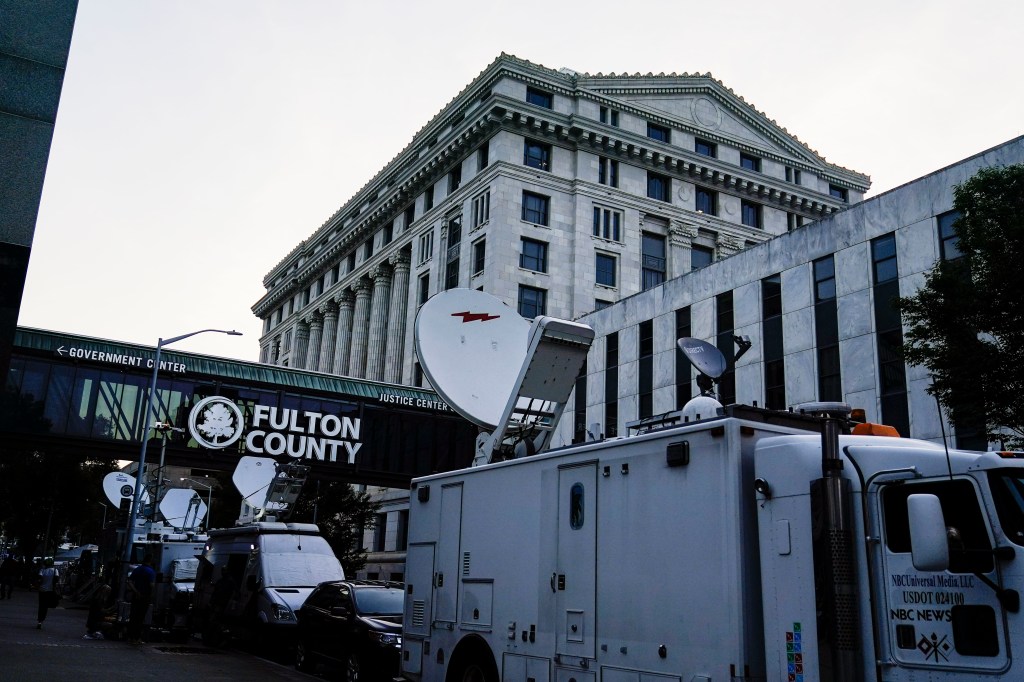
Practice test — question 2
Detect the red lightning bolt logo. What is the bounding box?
[452,311,500,323]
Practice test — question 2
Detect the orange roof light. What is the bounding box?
[852,422,901,438]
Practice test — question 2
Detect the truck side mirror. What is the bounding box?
[907,494,949,571]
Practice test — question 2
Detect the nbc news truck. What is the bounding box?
[400,404,1024,682]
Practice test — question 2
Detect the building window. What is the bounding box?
[675,306,692,409]
[472,239,486,275]
[647,172,670,202]
[647,122,670,143]
[573,358,588,444]
[526,86,553,109]
[396,510,409,551]
[605,331,618,438]
[471,190,490,229]
[346,251,356,273]
[592,206,622,242]
[524,139,552,171]
[418,272,430,306]
[414,362,423,387]
[448,165,462,193]
[938,210,963,261]
[445,259,459,290]
[598,157,619,187]
[872,233,908,435]
[383,223,393,246]
[638,320,654,419]
[404,204,416,230]
[374,513,387,552]
[785,167,802,185]
[762,274,785,410]
[595,299,612,310]
[829,184,849,202]
[716,291,736,404]
[814,255,841,401]
[417,231,434,265]
[695,187,717,216]
[423,184,434,211]
[741,200,762,228]
[520,237,548,273]
[364,238,374,260]
[691,244,713,271]
[477,144,489,170]
[740,153,761,172]
[599,106,619,126]
[522,191,550,226]
[445,216,461,290]
[596,252,617,288]
[518,285,547,318]
[695,139,717,157]
[873,232,898,284]
[641,232,666,290]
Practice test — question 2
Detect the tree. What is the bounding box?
[290,480,380,575]
[900,164,1024,448]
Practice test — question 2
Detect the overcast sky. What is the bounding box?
[18,0,1024,361]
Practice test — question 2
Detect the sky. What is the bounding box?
[18,0,1024,361]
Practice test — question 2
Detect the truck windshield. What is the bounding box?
[260,534,345,587]
[987,470,1024,547]
[353,587,403,616]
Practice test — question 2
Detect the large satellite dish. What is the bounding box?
[158,488,207,530]
[414,288,531,429]
[102,471,150,508]
[232,456,279,511]
[677,337,727,379]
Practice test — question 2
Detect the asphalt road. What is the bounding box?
[0,588,312,681]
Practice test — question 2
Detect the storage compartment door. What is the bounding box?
[556,463,597,658]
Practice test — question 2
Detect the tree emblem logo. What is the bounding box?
[188,396,244,449]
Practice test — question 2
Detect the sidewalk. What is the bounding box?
[0,589,312,681]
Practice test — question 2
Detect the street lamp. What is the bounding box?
[121,329,241,577]
[180,477,214,529]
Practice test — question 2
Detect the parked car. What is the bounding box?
[295,580,403,681]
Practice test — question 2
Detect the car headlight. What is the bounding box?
[368,631,402,646]
[270,602,296,621]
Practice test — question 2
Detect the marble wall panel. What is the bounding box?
[781,263,812,315]
[783,307,814,355]
[734,282,760,329]
[836,243,871,297]
[736,363,763,407]
[839,335,876,393]
[909,376,943,441]
[898,219,938,277]
[785,348,816,407]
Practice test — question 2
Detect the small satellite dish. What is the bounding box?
[102,471,150,508]
[414,288,531,429]
[232,456,278,511]
[677,337,727,379]
[159,488,207,529]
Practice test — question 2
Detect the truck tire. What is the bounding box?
[448,640,498,682]
[343,651,363,682]
[295,640,316,673]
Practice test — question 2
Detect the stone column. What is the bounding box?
[333,291,355,376]
[304,313,324,372]
[384,251,411,384]
[669,221,698,278]
[291,321,310,370]
[716,233,742,260]
[318,302,339,374]
[349,279,373,378]
[366,265,394,382]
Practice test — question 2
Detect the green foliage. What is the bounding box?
[290,480,381,575]
[900,164,1024,448]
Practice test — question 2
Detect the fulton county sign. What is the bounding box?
[187,396,363,464]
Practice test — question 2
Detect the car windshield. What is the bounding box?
[260,535,345,587]
[988,469,1024,546]
[353,587,403,616]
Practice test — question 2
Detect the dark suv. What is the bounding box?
[295,580,403,681]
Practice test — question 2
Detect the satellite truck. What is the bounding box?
[401,289,1024,682]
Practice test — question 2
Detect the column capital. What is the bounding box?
[319,301,338,317]
[389,249,411,270]
[353,278,373,296]
[669,220,698,246]
[716,234,742,256]
[370,264,393,284]
[336,289,355,308]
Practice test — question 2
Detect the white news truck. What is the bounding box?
[400,406,1024,681]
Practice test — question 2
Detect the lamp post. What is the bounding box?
[180,477,214,529]
[120,329,241,587]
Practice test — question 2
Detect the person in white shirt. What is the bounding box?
[36,559,60,629]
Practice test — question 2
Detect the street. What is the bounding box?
[0,590,311,681]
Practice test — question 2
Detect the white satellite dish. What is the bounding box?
[414,288,531,429]
[102,471,150,508]
[232,456,278,511]
[159,488,207,529]
[677,337,727,421]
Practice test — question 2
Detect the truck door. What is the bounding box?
[873,477,1009,673]
[556,463,596,659]
[434,483,463,628]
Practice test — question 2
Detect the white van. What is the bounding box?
[191,522,344,645]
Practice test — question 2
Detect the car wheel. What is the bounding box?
[343,652,362,682]
[295,639,316,673]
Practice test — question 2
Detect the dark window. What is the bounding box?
[762,274,784,410]
[872,233,898,284]
[448,165,462,193]
[472,239,486,275]
[374,513,387,552]
[814,255,841,401]
[423,184,434,211]
[740,153,761,172]
[695,139,716,157]
[638,320,654,418]
[872,233,908,434]
[447,215,462,248]
[741,201,762,229]
[526,87,553,109]
[569,483,585,529]
[647,122,670,143]
[347,251,356,273]
[418,273,429,305]
[675,307,692,409]
[595,299,612,310]
[520,238,548,273]
[716,291,736,404]
[596,253,616,287]
[647,172,670,202]
[573,358,588,444]
[605,331,618,438]
[518,285,546,319]
[364,238,374,259]
[477,144,489,170]
[598,157,618,187]
[599,106,619,126]
[691,245,713,271]
[641,232,666,290]
[522,191,550,225]
[592,207,622,241]
[695,187,717,215]
[938,210,963,261]
[829,184,849,202]
[785,167,802,184]
[814,256,836,303]
[404,204,416,230]
[524,139,552,170]
[396,510,409,551]
[445,259,459,290]
[383,224,393,246]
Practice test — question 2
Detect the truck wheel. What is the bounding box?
[343,652,363,682]
[453,655,497,682]
[295,640,316,673]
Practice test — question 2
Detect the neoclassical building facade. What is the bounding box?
[253,54,869,387]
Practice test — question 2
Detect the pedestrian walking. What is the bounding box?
[35,558,60,628]
[126,554,155,644]
[84,583,113,639]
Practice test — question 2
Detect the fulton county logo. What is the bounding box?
[188,396,244,449]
